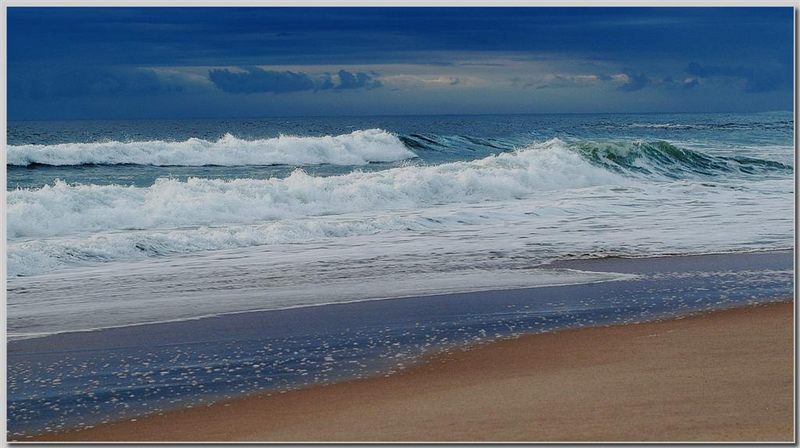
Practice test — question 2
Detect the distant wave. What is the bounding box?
[597,120,794,131]
[7,129,416,167]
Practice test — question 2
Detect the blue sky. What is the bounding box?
[7,7,794,120]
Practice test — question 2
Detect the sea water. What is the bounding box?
[6,111,794,338]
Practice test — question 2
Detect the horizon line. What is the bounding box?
[7,109,794,123]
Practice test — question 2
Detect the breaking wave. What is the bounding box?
[7,129,416,167]
[570,140,792,178]
[9,138,790,240]
[8,139,629,240]
[7,137,792,276]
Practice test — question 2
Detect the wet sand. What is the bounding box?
[36,300,794,442]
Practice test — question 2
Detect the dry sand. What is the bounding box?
[35,301,794,442]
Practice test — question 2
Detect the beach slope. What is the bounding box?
[36,301,794,442]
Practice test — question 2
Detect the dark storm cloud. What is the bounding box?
[10,66,184,99]
[686,62,790,93]
[617,73,651,92]
[8,8,792,67]
[335,70,382,89]
[207,67,382,93]
[7,7,793,119]
[208,67,316,93]
[686,62,738,78]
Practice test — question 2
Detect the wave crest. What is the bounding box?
[7,137,794,276]
[9,138,792,242]
[8,140,626,240]
[7,129,416,167]
[572,140,792,178]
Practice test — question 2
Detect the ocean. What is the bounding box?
[6,111,795,437]
[7,111,794,336]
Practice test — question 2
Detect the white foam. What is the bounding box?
[6,265,635,340]
[7,176,793,336]
[7,174,793,335]
[7,129,416,166]
[7,175,793,279]
[7,139,627,241]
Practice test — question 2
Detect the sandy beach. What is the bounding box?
[35,300,794,442]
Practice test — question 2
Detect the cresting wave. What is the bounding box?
[8,138,791,240]
[7,138,792,276]
[8,139,627,239]
[7,129,416,167]
[571,140,792,178]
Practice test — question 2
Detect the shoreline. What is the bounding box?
[10,250,792,354]
[8,251,794,440]
[31,300,794,442]
[8,248,793,343]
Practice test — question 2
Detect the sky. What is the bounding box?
[7,7,794,120]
